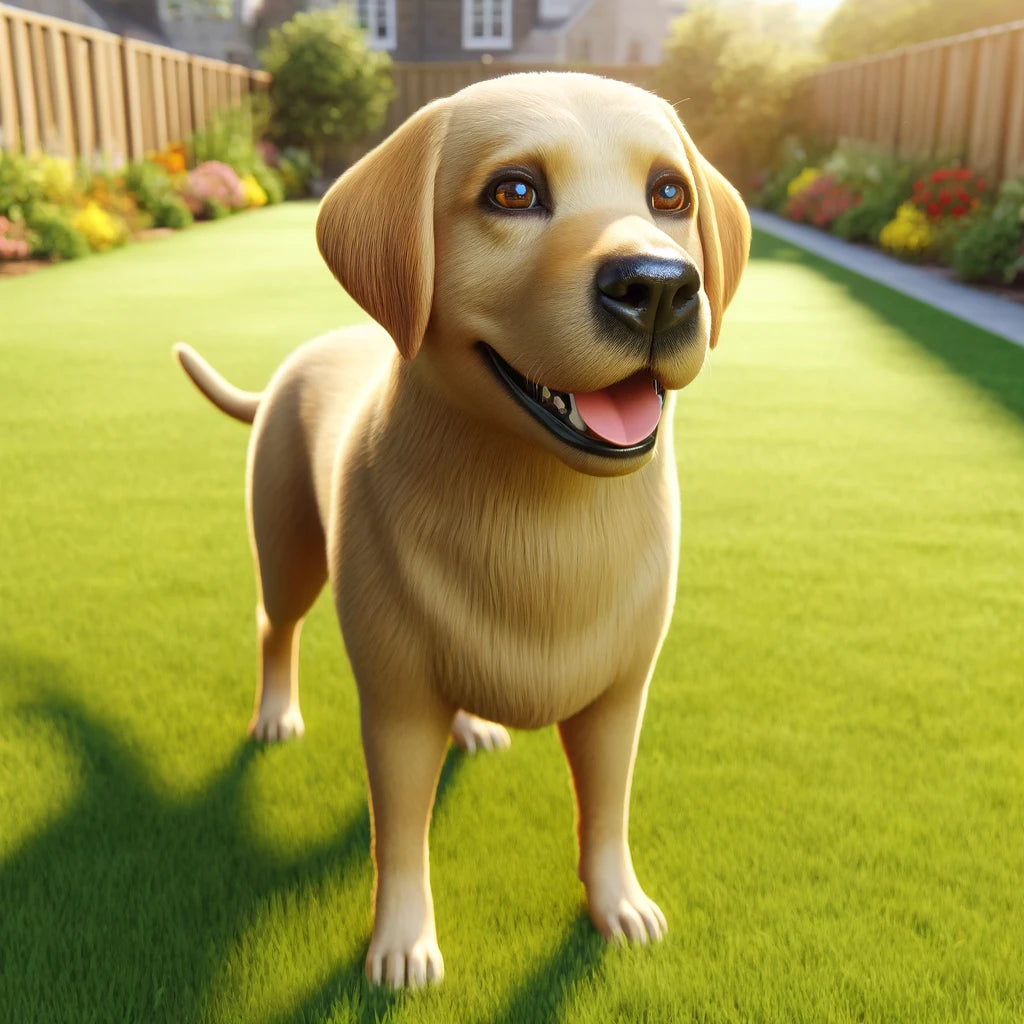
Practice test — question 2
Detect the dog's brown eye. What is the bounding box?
[651,179,690,213]
[492,179,538,210]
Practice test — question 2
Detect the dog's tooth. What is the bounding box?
[567,395,586,432]
[552,394,566,413]
[541,386,551,401]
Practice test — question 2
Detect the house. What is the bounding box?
[273,0,686,64]
[6,0,685,67]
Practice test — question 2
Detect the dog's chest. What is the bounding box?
[357,469,678,728]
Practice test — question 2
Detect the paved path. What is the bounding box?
[750,209,1024,349]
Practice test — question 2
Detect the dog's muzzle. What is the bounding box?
[482,345,665,458]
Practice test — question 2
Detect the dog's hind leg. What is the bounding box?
[247,402,329,743]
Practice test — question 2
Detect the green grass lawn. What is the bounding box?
[2,202,1023,1024]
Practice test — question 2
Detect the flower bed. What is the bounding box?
[0,108,318,276]
[757,140,1024,289]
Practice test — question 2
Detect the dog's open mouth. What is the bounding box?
[482,345,664,457]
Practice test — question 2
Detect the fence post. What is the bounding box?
[46,24,74,158]
[122,38,144,161]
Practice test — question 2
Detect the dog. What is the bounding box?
[174,72,749,989]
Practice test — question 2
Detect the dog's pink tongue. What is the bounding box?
[574,373,662,447]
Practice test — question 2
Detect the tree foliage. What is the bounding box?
[657,2,817,192]
[259,7,394,167]
[820,0,1024,61]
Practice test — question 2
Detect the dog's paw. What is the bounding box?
[248,702,305,743]
[450,710,511,754]
[365,937,444,989]
[589,889,667,946]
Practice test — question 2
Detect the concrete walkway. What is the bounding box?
[750,209,1024,349]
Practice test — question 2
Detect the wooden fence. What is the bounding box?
[0,1,268,164]
[804,19,1024,182]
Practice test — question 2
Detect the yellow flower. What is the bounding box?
[72,201,126,252]
[240,174,268,208]
[879,203,933,256]
[787,167,822,198]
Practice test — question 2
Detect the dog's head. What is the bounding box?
[317,73,750,477]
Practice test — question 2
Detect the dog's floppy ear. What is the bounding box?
[674,119,751,349]
[316,99,450,360]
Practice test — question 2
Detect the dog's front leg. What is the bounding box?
[360,690,453,988]
[558,681,667,945]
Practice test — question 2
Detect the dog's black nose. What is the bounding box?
[596,255,700,336]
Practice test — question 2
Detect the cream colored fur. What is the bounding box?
[174,72,750,990]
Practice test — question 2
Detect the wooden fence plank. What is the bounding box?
[150,49,168,151]
[1004,29,1024,179]
[47,25,73,157]
[11,15,38,154]
[122,40,144,160]
[69,35,93,163]
[0,12,21,152]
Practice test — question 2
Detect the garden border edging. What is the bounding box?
[750,209,1024,349]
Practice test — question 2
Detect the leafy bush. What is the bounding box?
[25,206,89,261]
[0,214,33,260]
[250,160,285,204]
[0,152,44,220]
[755,137,829,212]
[276,147,319,199]
[190,103,261,176]
[260,6,394,167]
[950,215,1024,283]
[123,161,193,230]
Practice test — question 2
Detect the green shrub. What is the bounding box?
[123,161,194,229]
[0,152,45,220]
[25,206,90,261]
[190,102,262,176]
[260,6,394,167]
[277,147,320,199]
[153,196,193,229]
[250,160,285,205]
[204,198,231,221]
[949,215,1024,283]
[832,181,909,242]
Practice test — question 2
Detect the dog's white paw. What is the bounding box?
[589,887,667,946]
[450,710,511,754]
[365,934,444,989]
[248,702,305,743]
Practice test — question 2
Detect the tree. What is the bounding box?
[658,2,816,192]
[260,7,394,169]
[820,0,1024,61]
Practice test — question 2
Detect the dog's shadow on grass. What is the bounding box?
[0,646,475,1024]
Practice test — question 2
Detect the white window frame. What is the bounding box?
[462,0,513,50]
[355,0,397,51]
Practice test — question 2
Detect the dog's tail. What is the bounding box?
[173,343,261,425]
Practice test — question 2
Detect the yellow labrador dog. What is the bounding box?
[175,72,749,988]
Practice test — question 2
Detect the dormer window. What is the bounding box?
[356,0,397,50]
[462,0,512,50]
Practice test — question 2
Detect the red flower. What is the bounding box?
[956,187,971,202]
[926,201,941,217]
[954,168,971,182]
[976,178,988,192]
[913,179,925,192]
[931,169,951,183]
[951,205,967,217]
[937,190,952,205]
